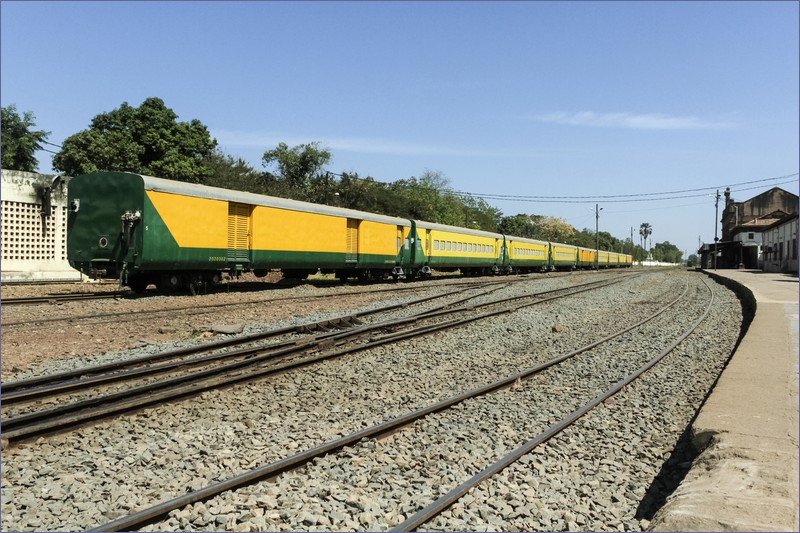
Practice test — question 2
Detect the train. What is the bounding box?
[66,171,632,293]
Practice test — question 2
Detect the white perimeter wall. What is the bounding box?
[1,169,81,282]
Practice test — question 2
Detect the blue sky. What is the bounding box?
[2,1,798,257]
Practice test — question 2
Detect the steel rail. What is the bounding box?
[0,276,520,326]
[1,277,619,442]
[0,318,356,403]
[2,283,500,396]
[1,285,511,434]
[390,278,714,532]
[90,278,690,532]
[2,292,126,305]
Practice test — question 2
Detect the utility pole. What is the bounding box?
[630,227,634,260]
[714,189,720,270]
[594,203,602,270]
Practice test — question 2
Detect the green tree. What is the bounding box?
[383,170,463,225]
[261,142,332,200]
[52,97,217,182]
[653,241,682,263]
[461,194,501,231]
[1,104,50,172]
[202,149,263,193]
[537,216,576,243]
[336,172,387,212]
[639,222,653,260]
[499,214,536,238]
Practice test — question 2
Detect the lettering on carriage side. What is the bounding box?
[209,256,227,262]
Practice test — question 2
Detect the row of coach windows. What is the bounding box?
[517,248,545,257]
[433,240,494,254]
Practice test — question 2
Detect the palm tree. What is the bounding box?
[639,223,653,262]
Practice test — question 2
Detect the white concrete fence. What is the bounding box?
[1,169,81,282]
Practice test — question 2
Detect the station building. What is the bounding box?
[699,186,798,273]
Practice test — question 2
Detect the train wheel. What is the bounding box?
[157,273,182,292]
[188,273,206,296]
[128,276,149,294]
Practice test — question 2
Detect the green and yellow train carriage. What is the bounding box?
[550,242,579,270]
[507,236,550,272]
[67,172,418,292]
[415,221,505,276]
[67,172,633,293]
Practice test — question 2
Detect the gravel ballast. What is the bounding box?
[1,269,742,532]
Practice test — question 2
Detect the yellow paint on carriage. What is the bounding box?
[146,190,228,248]
[147,189,405,257]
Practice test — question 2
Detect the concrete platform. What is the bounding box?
[650,270,799,532]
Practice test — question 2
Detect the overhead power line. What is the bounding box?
[450,173,799,204]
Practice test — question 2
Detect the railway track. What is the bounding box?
[87,275,712,532]
[0,273,557,326]
[1,270,742,532]
[1,275,631,443]
[1,292,128,306]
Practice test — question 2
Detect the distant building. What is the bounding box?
[698,186,798,271]
[761,213,798,273]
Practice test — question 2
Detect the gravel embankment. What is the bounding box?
[0,270,742,532]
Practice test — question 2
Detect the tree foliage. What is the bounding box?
[1,104,50,172]
[336,172,385,212]
[639,222,653,258]
[52,97,217,182]
[651,241,682,263]
[498,214,536,238]
[202,149,263,193]
[261,142,332,199]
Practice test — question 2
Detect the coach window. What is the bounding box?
[434,240,439,250]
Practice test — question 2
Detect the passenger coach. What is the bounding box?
[67,171,631,293]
